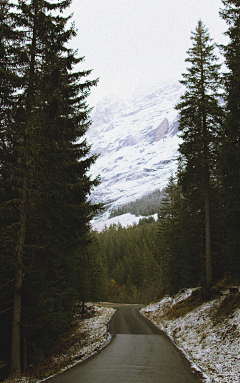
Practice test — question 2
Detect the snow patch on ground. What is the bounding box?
[40,304,115,382]
[141,289,240,383]
[6,304,115,383]
[92,212,158,232]
[6,291,240,383]
[68,304,115,362]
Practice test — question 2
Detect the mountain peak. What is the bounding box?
[87,81,184,215]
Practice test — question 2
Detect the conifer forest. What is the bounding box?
[1,0,240,378]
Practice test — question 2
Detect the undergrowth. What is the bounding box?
[213,292,240,323]
[164,291,208,319]
[26,330,87,380]
[25,303,96,380]
[163,283,240,322]
[3,303,96,383]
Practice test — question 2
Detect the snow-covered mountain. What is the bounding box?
[87,82,184,220]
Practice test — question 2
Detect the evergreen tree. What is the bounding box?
[0,0,99,374]
[113,260,124,285]
[80,233,108,303]
[0,0,26,372]
[175,20,223,285]
[157,176,184,293]
[220,0,240,276]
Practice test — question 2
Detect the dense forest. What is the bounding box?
[96,219,159,303]
[1,0,240,379]
[109,188,165,218]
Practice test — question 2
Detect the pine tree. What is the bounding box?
[0,0,26,371]
[84,233,108,302]
[0,0,99,374]
[175,20,223,285]
[157,176,184,293]
[220,1,240,276]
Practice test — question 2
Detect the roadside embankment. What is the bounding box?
[140,288,240,383]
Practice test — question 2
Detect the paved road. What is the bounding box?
[48,304,203,383]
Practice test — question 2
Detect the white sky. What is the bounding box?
[67,0,228,105]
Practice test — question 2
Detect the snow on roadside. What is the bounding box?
[140,289,240,383]
[5,304,115,383]
[40,304,116,381]
[66,304,115,364]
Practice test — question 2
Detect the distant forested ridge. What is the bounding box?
[96,220,160,303]
[109,189,165,218]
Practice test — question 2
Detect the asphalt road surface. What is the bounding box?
[47,304,203,383]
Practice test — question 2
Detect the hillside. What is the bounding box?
[87,81,184,218]
[92,188,162,231]
[109,188,164,218]
[141,288,240,383]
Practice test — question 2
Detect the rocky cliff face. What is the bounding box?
[86,82,184,215]
[154,118,169,141]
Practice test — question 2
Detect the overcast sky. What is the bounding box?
[67,0,228,105]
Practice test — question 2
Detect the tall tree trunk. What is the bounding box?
[23,339,27,374]
[201,54,212,285]
[10,171,27,375]
[10,12,36,374]
[203,117,212,285]
[204,173,212,285]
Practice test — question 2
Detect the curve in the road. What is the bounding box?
[47,304,203,383]
[108,304,161,334]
